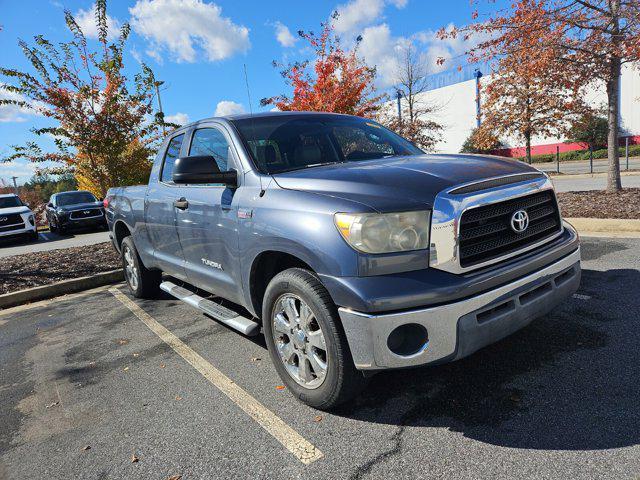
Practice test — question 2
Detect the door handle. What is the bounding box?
[173,198,189,210]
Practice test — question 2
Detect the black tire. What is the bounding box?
[262,268,367,410]
[121,236,161,298]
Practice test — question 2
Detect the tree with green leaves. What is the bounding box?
[0,0,167,197]
[566,110,609,151]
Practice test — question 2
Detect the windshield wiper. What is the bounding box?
[273,161,344,174]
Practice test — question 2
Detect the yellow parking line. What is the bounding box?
[109,287,324,465]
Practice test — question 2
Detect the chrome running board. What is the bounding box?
[160,281,260,336]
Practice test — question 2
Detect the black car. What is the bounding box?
[46,191,107,234]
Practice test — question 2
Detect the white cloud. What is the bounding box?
[357,24,405,87]
[75,4,120,40]
[332,0,385,36]
[214,100,245,117]
[129,0,250,63]
[0,160,37,185]
[165,112,190,125]
[273,21,297,48]
[130,48,143,64]
[0,85,40,123]
[356,22,486,87]
[332,0,407,38]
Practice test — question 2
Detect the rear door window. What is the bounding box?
[161,134,185,183]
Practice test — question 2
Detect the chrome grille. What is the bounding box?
[458,190,561,268]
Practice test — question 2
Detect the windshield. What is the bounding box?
[57,192,97,206]
[230,114,423,174]
[0,196,22,208]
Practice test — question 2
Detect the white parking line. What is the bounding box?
[109,287,324,465]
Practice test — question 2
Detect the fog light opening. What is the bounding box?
[387,323,429,357]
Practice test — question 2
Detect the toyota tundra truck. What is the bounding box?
[105,112,581,409]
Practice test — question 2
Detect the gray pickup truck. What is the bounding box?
[105,112,581,409]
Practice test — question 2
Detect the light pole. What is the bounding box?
[474,69,483,128]
[11,176,18,195]
[155,80,166,135]
[396,89,402,121]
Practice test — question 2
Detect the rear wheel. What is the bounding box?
[263,268,367,410]
[121,236,161,298]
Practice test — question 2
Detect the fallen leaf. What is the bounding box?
[251,357,261,362]
[167,475,182,480]
[175,396,182,401]
[160,364,166,369]
[509,393,521,403]
[82,445,91,451]
[131,453,139,463]
[133,353,140,357]
[313,415,323,422]
[117,338,129,345]
[45,401,59,409]
[275,385,286,391]
[123,367,129,372]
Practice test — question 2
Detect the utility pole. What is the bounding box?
[474,69,483,128]
[11,176,18,195]
[155,80,166,135]
[396,90,402,121]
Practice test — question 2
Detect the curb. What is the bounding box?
[565,217,640,238]
[0,269,123,310]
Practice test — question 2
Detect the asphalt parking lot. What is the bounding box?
[1,236,639,479]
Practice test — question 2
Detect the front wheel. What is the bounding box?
[262,268,367,410]
[121,236,161,298]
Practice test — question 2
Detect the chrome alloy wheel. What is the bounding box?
[272,294,328,389]
[123,245,139,291]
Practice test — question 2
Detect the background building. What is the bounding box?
[415,63,640,156]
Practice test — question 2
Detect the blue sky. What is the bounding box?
[0,0,499,185]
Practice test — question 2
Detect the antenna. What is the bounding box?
[242,64,264,189]
[243,63,254,116]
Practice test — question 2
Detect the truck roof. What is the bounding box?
[179,110,354,130]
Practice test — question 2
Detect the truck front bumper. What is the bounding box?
[338,247,581,370]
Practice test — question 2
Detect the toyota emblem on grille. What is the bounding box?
[510,209,529,233]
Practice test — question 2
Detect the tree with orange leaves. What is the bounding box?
[261,13,384,117]
[0,0,166,197]
[440,0,640,192]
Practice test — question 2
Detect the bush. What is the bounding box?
[511,144,640,164]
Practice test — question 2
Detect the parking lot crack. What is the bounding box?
[349,425,406,480]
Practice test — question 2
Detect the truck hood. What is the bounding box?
[272,154,541,212]
[0,206,31,215]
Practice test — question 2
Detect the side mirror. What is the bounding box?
[172,155,237,187]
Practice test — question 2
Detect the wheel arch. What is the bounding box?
[248,250,316,319]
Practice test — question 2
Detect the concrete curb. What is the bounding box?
[0,269,123,310]
[566,217,640,238]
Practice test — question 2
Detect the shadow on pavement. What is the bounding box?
[336,267,640,451]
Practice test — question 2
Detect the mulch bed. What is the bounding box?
[557,188,640,219]
[0,242,120,295]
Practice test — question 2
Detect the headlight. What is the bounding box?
[28,215,35,226]
[334,211,431,254]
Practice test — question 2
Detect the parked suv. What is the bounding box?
[0,193,38,242]
[46,190,107,234]
[106,112,581,409]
